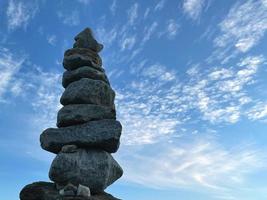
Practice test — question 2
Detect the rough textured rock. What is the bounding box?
[40,119,122,154]
[77,184,91,197]
[63,48,102,71]
[61,144,78,153]
[73,28,103,53]
[60,78,115,107]
[20,182,121,200]
[20,182,59,200]
[49,149,123,193]
[57,104,116,127]
[62,66,109,88]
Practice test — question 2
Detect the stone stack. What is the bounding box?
[20,28,123,200]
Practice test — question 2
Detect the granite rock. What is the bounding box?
[57,104,115,127]
[20,182,59,200]
[61,145,78,153]
[61,190,75,196]
[63,48,102,71]
[20,182,121,200]
[40,119,122,154]
[62,66,109,88]
[49,149,123,193]
[77,184,91,197]
[73,28,103,53]
[60,78,115,107]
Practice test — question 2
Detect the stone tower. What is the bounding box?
[20,28,123,200]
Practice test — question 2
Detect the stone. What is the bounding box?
[62,66,109,88]
[61,145,78,153]
[20,182,120,200]
[63,190,76,196]
[57,104,116,127]
[40,119,122,154]
[59,188,65,195]
[73,28,103,53]
[49,149,123,194]
[65,183,78,193]
[20,182,59,200]
[60,78,115,107]
[59,183,77,196]
[77,184,91,197]
[57,183,65,190]
[63,48,102,71]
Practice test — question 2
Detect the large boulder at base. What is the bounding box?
[40,119,122,153]
[63,48,102,71]
[49,149,123,194]
[62,66,109,88]
[20,182,121,200]
[60,78,115,107]
[57,104,116,127]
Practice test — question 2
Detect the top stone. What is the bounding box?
[73,28,103,53]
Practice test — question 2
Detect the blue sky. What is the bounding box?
[0,0,267,199]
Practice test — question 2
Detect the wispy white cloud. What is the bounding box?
[119,137,265,196]
[246,102,267,121]
[47,34,57,46]
[76,0,91,5]
[159,19,179,39]
[28,66,62,128]
[183,0,205,20]
[96,26,117,48]
[6,0,39,31]
[142,64,176,82]
[115,64,178,146]
[57,10,80,26]
[0,46,62,127]
[0,47,25,101]
[154,0,165,11]
[115,54,265,145]
[144,8,150,19]
[214,0,267,53]
[183,55,264,124]
[110,0,117,15]
[142,22,158,44]
[120,35,136,51]
[127,3,138,25]
[166,19,179,38]
[0,45,62,129]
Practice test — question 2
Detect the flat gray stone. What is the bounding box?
[49,149,123,194]
[60,78,115,107]
[62,66,109,88]
[57,104,116,127]
[63,48,102,71]
[40,119,122,154]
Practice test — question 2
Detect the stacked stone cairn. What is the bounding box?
[20,28,123,200]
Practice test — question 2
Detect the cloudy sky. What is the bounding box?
[1,0,267,199]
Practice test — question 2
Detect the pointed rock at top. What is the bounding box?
[73,27,103,53]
